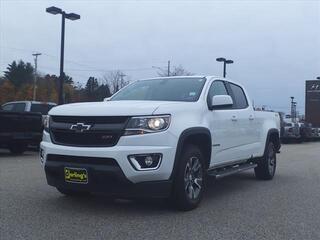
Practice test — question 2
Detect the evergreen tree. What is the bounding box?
[4,60,34,88]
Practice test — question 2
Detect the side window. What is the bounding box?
[2,104,14,111]
[12,103,26,112]
[2,103,26,112]
[207,81,231,109]
[207,81,228,100]
[229,83,248,109]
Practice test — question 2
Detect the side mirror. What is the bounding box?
[210,95,233,110]
[104,97,111,102]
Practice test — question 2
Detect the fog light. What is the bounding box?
[144,156,153,167]
[128,154,162,171]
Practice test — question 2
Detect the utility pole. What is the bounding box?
[32,53,41,101]
[119,73,126,93]
[119,73,126,82]
[167,60,170,76]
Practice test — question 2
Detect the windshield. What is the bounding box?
[111,77,206,102]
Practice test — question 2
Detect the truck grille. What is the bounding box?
[50,116,129,147]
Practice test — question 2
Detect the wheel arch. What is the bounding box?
[170,127,212,180]
[265,128,281,153]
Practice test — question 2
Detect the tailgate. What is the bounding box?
[0,111,42,134]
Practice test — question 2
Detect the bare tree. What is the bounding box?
[103,70,129,94]
[157,65,193,77]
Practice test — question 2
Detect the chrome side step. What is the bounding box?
[207,162,257,179]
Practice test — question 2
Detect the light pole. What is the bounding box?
[216,57,233,78]
[290,96,296,122]
[32,53,41,101]
[46,6,80,105]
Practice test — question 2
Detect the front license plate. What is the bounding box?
[64,167,88,184]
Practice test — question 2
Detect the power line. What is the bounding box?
[0,45,160,73]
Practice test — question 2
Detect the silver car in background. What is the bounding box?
[281,121,301,143]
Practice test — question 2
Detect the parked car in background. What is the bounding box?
[281,121,301,143]
[311,127,320,140]
[1,101,56,117]
[0,109,42,154]
[298,122,313,142]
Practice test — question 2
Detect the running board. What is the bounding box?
[207,162,257,179]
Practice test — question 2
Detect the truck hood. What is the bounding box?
[49,101,177,116]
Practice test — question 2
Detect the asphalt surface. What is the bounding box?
[1,143,320,240]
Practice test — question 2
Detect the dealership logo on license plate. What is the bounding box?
[64,167,88,184]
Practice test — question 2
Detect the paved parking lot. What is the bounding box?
[1,142,320,240]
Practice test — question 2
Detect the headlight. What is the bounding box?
[43,115,50,132]
[124,115,171,136]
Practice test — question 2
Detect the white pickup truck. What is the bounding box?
[40,76,281,210]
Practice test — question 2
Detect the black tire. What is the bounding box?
[9,143,26,154]
[254,142,276,180]
[172,144,206,211]
[56,187,90,197]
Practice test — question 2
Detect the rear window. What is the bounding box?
[30,104,54,115]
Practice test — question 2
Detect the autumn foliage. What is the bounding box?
[0,60,111,105]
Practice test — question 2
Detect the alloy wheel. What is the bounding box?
[184,156,203,200]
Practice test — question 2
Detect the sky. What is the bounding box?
[0,0,319,113]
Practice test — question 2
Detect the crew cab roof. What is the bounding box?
[138,75,242,86]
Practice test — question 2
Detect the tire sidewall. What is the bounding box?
[266,142,276,177]
[173,144,206,210]
[255,141,276,180]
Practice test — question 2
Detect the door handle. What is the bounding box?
[249,115,254,121]
[231,115,237,121]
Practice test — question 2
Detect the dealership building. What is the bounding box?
[305,80,320,127]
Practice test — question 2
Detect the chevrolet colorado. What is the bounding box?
[40,76,281,210]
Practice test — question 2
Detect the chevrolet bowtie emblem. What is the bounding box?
[70,123,91,132]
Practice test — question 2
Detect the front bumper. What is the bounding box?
[45,158,172,198]
[40,130,177,197]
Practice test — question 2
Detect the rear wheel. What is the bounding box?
[254,142,276,180]
[9,142,27,154]
[172,145,205,211]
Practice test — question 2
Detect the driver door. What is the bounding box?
[206,80,240,167]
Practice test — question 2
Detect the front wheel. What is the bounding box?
[254,142,276,180]
[172,145,205,211]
